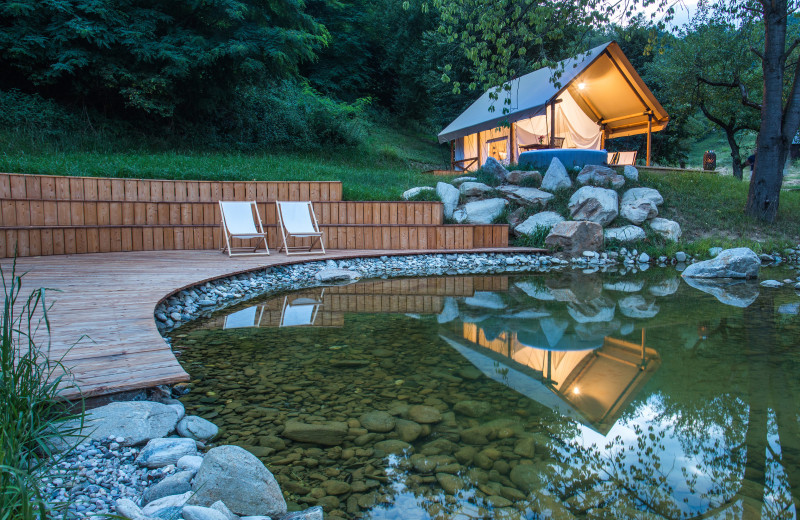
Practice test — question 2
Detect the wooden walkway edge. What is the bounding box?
[1,248,541,400]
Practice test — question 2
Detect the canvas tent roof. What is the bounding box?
[437,41,669,143]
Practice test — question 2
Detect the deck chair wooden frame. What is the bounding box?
[219,201,270,257]
[616,151,638,166]
[275,201,326,256]
[607,151,619,165]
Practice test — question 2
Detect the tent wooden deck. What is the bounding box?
[1,248,539,400]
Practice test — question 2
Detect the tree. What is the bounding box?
[650,14,762,179]
[0,0,326,119]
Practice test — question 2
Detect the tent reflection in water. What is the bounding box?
[438,41,669,170]
[441,322,660,435]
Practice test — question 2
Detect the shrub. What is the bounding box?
[515,225,551,248]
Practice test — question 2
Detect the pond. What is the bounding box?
[169,269,800,520]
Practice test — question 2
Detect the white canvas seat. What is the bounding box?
[219,201,269,257]
[280,289,325,327]
[224,305,264,329]
[616,151,638,166]
[275,201,325,255]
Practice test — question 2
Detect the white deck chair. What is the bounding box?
[219,201,270,257]
[280,289,325,327]
[275,201,325,255]
[616,151,638,166]
[224,305,264,329]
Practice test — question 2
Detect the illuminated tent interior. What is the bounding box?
[437,41,669,170]
[441,322,661,435]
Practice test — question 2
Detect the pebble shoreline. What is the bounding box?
[43,247,800,520]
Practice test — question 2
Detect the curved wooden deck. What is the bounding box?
[1,248,540,400]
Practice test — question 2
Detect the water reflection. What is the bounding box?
[173,269,800,519]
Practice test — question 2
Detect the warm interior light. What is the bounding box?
[573,387,580,395]
[577,82,586,90]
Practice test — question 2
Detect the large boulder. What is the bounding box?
[623,165,639,181]
[620,188,663,224]
[188,445,287,518]
[459,181,493,197]
[282,420,348,446]
[436,182,460,219]
[453,198,508,224]
[482,157,510,182]
[540,158,572,191]
[576,164,625,189]
[68,401,179,447]
[496,185,554,208]
[649,217,682,242]
[514,212,564,236]
[681,248,760,279]
[568,186,619,226]
[402,186,435,200]
[507,170,542,185]
[545,221,603,255]
[604,225,646,242]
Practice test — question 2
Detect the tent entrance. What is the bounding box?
[487,136,509,162]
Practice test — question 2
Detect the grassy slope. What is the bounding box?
[0,124,450,201]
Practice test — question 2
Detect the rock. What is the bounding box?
[545,221,604,255]
[177,415,219,442]
[576,164,625,189]
[514,212,564,236]
[402,186,435,200]
[115,498,144,520]
[638,252,650,264]
[453,198,508,224]
[568,186,619,226]
[359,411,396,433]
[141,491,193,519]
[496,185,554,208]
[604,225,645,242]
[436,182,460,219]
[760,280,784,288]
[513,437,536,458]
[407,405,442,424]
[709,247,723,257]
[604,280,644,293]
[281,506,324,520]
[509,464,544,493]
[682,277,759,307]
[282,421,348,446]
[374,439,411,455]
[618,295,659,318]
[322,480,352,495]
[623,165,639,181]
[459,181,493,197]
[682,248,760,279]
[142,471,194,505]
[394,419,423,443]
[649,218,682,242]
[182,505,229,520]
[451,176,477,185]
[177,455,204,474]
[620,188,663,224]
[507,170,541,184]
[436,473,466,495]
[540,158,572,191]
[314,269,360,283]
[453,400,492,418]
[67,401,179,447]
[482,156,510,182]
[675,251,687,262]
[188,445,286,517]
[135,438,198,468]
[209,501,238,520]
[648,278,680,296]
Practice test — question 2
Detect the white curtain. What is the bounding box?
[514,91,602,151]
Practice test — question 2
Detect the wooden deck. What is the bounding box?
[1,248,539,400]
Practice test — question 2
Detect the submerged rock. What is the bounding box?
[682,277,759,307]
[282,421,349,446]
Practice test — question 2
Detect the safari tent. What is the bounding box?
[438,41,669,170]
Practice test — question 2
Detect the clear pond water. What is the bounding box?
[170,269,800,519]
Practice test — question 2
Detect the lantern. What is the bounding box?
[703,150,716,171]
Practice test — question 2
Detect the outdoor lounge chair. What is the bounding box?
[219,201,270,257]
[616,151,638,166]
[275,201,326,255]
[280,289,325,327]
[607,151,619,165]
[223,305,264,329]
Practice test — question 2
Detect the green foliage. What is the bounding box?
[406,189,441,202]
[0,261,83,520]
[514,225,550,248]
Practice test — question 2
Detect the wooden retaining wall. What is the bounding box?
[0,173,509,257]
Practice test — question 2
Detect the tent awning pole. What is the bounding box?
[450,141,455,170]
[510,122,517,164]
[646,114,652,166]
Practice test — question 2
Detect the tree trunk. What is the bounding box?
[746,2,788,222]
[724,128,744,181]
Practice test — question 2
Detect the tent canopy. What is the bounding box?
[437,41,669,144]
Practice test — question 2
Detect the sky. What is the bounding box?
[621,0,701,29]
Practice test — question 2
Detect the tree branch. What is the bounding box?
[750,46,764,61]
[697,75,763,111]
[699,103,734,131]
[784,38,800,60]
